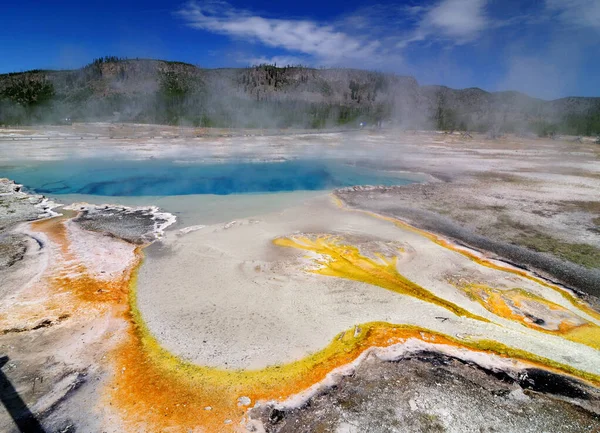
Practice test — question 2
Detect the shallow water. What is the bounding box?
[56,191,327,227]
[1,159,415,196]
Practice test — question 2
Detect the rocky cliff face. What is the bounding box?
[1,59,599,134]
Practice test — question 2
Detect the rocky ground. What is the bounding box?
[0,180,57,300]
[0,180,174,433]
[336,133,600,298]
[0,179,58,232]
[250,352,600,433]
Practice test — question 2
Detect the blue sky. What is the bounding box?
[1,0,599,99]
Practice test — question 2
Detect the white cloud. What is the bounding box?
[176,1,382,65]
[398,0,490,47]
[173,0,595,98]
[176,1,500,68]
[178,0,567,76]
[425,0,488,39]
[546,0,600,31]
[177,0,498,70]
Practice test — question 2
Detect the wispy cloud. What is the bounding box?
[545,0,600,31]
[176,0,499,68]
[176,1,383,66]
[398,0,490,47]
[175,0,597,98]
[425,0,489,40]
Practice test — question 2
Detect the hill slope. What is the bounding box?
[1,58,599,134]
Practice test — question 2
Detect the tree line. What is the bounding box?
[1,62,599,137]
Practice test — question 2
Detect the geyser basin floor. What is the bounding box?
[137,195,600,372]
[2,129,600,432]
[0,159,416,196]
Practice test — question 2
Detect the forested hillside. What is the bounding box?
[1,57,599,135]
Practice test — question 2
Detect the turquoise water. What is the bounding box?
[1,159,414,196]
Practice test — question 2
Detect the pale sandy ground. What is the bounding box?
[137,194,600,374]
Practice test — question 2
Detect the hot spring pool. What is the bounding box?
[1,159,416,196]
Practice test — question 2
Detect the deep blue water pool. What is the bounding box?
[1,159,415,196]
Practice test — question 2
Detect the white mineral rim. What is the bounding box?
[63,202,177,240]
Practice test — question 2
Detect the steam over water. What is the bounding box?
[2,159,415,196]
